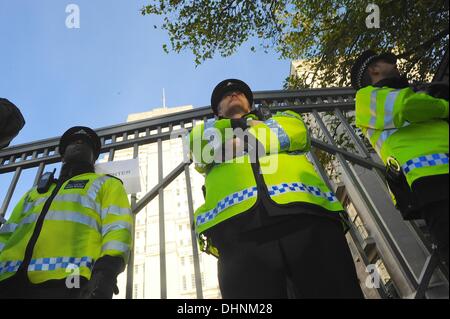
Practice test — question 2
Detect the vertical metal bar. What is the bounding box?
[157,127,167,299]
[0,153,26,219]
[333,107,389,187]
[333,108,371,157]
[33,163,45,187]
[414,250,440,299]
[108,149,115,162]
[184,160,204,298]
[32,149,49,187]
[308,147,334,191]
[311,110,418,290]
[334,108,386,175]
[0,168,18,219]
[407,220,449,282]
[108,135,116,162]
[180,121,203,297]
[126,143,139,299]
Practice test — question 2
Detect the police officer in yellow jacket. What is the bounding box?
[351,50,449,266]
[0,126,133,298]
[189,79,363,298]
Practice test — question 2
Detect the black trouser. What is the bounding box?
[420,199,449,267]
[216,214,364,299]
[0,272,86,299]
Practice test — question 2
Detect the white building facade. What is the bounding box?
[113,106,221,299]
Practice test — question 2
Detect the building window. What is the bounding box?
[182,275,187,291]
[134,284,139,298]
[191,274,196,289]
[181,256,185,266]
[134,265,139,275]
[190,255,194,265]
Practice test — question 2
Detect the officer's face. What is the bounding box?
[218,91,251,119]
[369,60,401,80]
[63,139,95,165]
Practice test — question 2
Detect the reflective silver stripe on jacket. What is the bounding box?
[100,206,132,220]
[87,176,110,202]
[0,214,40,234]
[102,221,132,237]
[52,193,101,213]
[265,119,290,152]
[23,197,48,214]
[102,240,129,253]
[45,210,100,232]
[383,90,401,129]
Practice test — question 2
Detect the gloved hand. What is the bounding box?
[79,270,118,299]
[414,82,449,101]
[426,83,449,101]
[79,256,124,299]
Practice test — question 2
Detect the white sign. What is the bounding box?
[95,158,141,194]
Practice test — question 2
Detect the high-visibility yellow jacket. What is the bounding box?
[355,85,449,188]
[0,173,133,284]
[189,111,344,256]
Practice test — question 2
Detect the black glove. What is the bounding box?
[426,83,449,101]
[79,255,124,299]
[413,82,449,101]
[0,98,25,149]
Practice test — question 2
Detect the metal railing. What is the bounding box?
[0,87,448,299]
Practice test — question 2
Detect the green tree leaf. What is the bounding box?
[141,0,448,84]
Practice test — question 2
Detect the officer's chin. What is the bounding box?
[63,153,92,165]
[226,103,248,116]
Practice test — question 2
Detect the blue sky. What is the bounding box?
[0,0,291,216]
[0,0,290,146]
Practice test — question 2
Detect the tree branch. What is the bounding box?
[398,27,449,59]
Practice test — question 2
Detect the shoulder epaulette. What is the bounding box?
[106,174,124,184]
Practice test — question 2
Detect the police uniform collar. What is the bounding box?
[373,76,409,89]
[60,162,95,183]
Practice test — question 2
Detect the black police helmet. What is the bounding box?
[59,126,101,160]
[0,98,25,149]
[210,79,253,116]
[350,50,397,90]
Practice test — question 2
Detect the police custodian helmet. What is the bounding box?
[210,79,254,115]
[59,126,101,160]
